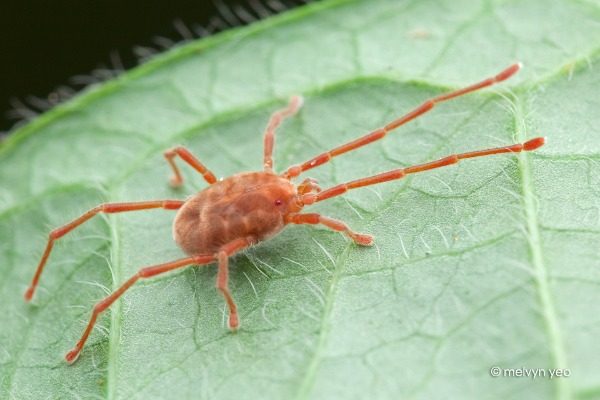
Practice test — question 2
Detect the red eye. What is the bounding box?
[274,199,283,206]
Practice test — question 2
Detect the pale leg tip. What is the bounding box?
[24,287,34,302]
[228,314,239,331]
[65,349,80,364]
[168,177,183,189]
[496,63,521,81]
[293,95,304,108]
[524,136,546,151]
[353,233,374,246]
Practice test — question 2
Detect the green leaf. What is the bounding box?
[2,0,600,399]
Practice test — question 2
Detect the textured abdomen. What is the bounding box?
[172,172,295,255]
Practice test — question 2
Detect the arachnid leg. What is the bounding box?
[302,137,545,205]
[216,237,254,330]
[286,213,373,246]
[282,64,522,179]
[263,96,303,172]
[64,254,215,363]
[164,146,217,188]
[25,200,185,302]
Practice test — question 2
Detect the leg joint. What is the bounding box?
[164,146,183,157]
[93,301,107,313]
[49,228,63,239]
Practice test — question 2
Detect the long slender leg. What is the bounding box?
[64,254,215,363]
[263,96,303,172]
[216,236,254,329]
[286,213,373,245]
[164,146,217,187]
[25,200,185,301]
[302,137,545,205]
[282,63,522,179]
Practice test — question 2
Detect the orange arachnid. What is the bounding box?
[24,63,545,363]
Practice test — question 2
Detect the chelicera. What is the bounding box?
[24,63,545,363]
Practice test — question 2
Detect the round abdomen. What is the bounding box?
[172,172,295,255]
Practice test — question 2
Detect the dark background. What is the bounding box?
[0,1,307,132]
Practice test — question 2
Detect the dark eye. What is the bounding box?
[274,199,283,206]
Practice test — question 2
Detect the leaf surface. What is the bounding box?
[1,0,600,399]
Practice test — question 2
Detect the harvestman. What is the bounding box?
[24,63,545,363]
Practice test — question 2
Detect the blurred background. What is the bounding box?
[0,1,307,132]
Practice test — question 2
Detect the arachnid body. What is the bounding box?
[24,63,545,363]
